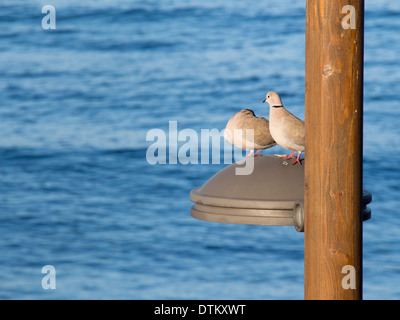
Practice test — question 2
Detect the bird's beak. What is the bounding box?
[262,98,267,103]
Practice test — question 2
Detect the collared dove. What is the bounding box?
[224,109,276,158]
[263,91,305,165]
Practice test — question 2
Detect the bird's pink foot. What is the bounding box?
[291,152,302,165]
[282,151,296,160]
[246,150,262,158]
[245,150,254,158]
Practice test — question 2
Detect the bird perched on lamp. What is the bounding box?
[224,109,276,158]
[263,91,305,165]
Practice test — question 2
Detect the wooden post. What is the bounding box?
[304,0,364,299]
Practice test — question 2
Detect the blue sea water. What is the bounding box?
[0,0,399,299]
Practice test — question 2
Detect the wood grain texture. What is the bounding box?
[304,0,364,300]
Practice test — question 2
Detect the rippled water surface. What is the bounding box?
[0,0,399,299]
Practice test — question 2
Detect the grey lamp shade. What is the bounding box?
[190,155,305,231]
[190,155,371,232]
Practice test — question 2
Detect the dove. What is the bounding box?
[224,109,276,158]
[263,91,305,165]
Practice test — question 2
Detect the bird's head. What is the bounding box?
[263,91,283,108]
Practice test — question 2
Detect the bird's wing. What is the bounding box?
[282,113,305,148]
[241,116,276,148]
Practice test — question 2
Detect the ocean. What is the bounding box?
[0,0,399,299]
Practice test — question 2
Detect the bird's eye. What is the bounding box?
[267,96,270,98]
